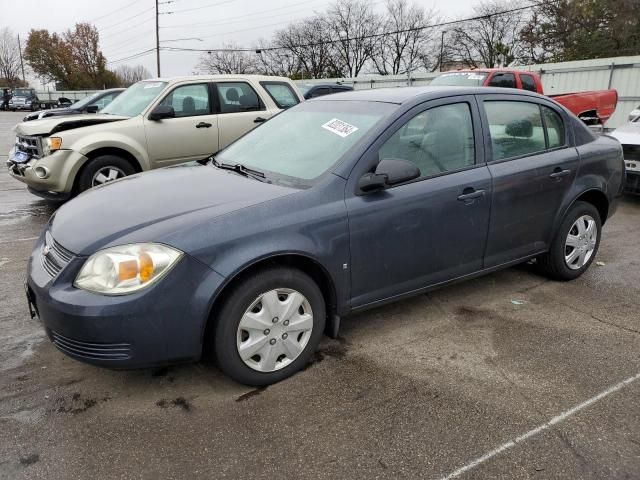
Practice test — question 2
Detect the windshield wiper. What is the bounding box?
[210,157,267,182]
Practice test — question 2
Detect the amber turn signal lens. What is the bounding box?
[48,137,62,151]
[139,252,154,283]
[118,259,138,281]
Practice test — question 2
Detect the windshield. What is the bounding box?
[13,89,31,97]
[430,72,488,87]
[102,81,167,117]
[71,92,102,109]
[215,100,394,187]
[298,85,312,94]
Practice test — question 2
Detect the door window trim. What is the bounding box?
[213,81,266,114]
[152,82,213,118]
[351,95,485,195]
[477,94,572,165]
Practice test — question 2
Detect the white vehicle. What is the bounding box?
[610,115,640,195]
[7,75,303,199]
[628,105,640,122]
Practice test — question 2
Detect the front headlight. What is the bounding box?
[42,136,62,156]
[74,243,183,295]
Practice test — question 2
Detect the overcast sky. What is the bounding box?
[13,0,478,83]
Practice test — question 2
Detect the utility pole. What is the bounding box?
[439,30,447,72]
[155,0,161,77]
[17,34,26,82]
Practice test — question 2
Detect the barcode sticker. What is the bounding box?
[322,118,359,138]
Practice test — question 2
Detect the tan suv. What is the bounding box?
[7,75,303,199]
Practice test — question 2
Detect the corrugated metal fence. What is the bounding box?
[294,55,640,128]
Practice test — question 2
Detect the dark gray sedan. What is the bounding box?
[26,86,624,385]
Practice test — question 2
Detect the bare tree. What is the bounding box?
[196,43,257,74]
[372,0,439,75]
[0,28,22,85]
[255,39,301,77]
[115,64,152,87]
[324,0,381,77]
[448,0,528,68]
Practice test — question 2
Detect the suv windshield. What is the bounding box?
[215,100,394,187]
[431,72,488,86]
[102,81,167,117]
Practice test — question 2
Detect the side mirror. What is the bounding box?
[358,158,420,193]
[86,105,99,113]
[148,105,175,121]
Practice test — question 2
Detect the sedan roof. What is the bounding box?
[310,85,544,104]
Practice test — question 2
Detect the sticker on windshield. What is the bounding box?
[143,82,163,89]
[322,118,359,138]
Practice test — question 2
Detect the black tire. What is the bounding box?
[77,155,135,193]
[537,201,602,281]
[213,267,326,386]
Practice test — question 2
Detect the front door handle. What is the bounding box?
[196,122,212,128]
[457,189,486,202]
[549,168,571,179]
[254,117,267,123]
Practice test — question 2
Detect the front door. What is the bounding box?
[346,97,492,308]
[479,96,579,267]
[144,82,219,166]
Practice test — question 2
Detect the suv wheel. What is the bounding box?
[213,267,326,386]
[537,201,601,280]
[77,155,135,193]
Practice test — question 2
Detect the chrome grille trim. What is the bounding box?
[41,231,75,278]
[15,135,43,159]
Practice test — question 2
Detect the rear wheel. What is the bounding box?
[537,201,601,280]
[213,267,325,386]
[77,155,135,193]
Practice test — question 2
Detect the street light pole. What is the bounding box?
[439,30,447,72]
[155,0,161,77]
[17,34,26,82]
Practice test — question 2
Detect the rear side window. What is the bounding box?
[217,82,263,114]
[488,73,516,89]
[484,101,545,160]
[541,106,565,148]
[520,74,537,92]
[260,81,300,109]
[378,102,475,178]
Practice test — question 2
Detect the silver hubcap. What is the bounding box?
[565,214,597,270]
[92,166,125,186]
[236,288,313,372]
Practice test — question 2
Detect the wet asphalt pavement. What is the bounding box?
[0,110,639,479]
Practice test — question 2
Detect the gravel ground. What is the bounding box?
[0,110,639,479]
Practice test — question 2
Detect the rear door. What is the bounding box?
[144,82,219,166]
[215,81,274,150]
[346,96,492,307]
[480,95,578,267]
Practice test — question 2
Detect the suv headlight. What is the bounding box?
[42,137,62,156]
[74,243,183,295]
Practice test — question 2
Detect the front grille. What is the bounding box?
[50,330,131,361]
[41,231,74,278]
[622,144,640,162]
[16,135,43,159]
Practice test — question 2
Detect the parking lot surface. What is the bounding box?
[0,110,639,479]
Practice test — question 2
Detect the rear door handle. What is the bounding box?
[196,122,212,128]
[549,168,571,179]
[254,117,267,123]
[457,189,486,202]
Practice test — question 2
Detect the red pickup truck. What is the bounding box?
[431,69,618,126]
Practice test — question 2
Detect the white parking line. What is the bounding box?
[439,372,640,480]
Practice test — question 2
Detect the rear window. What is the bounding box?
[430,72,488,87]
[260,81,300,109]
[487,73,517,89]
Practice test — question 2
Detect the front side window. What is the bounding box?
[160,83,210,118]
[217,82,263,113]
[488,73,516,89]
[215,100,393,186]
[520,74,537,92]
[377,103,475,178]
[484,101,546,160]
[260,81,300,108]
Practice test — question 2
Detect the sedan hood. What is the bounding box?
[50,164,297,255]
[16,113,127,136]
[23,108,73,121]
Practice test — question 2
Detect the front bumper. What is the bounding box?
[9,103,32,110]
[26,232,225,368]
[7,147,88,195]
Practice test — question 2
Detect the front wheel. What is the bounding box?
[77,155,135,193]
[537,201,601,281]
[214,267,325,386]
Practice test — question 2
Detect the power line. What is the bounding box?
[162,1,553,53]
[108,48,157,65]
[89,0,140,23]
[100,15,156,41]
[97,7,156,32]
[168,0,238,14]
